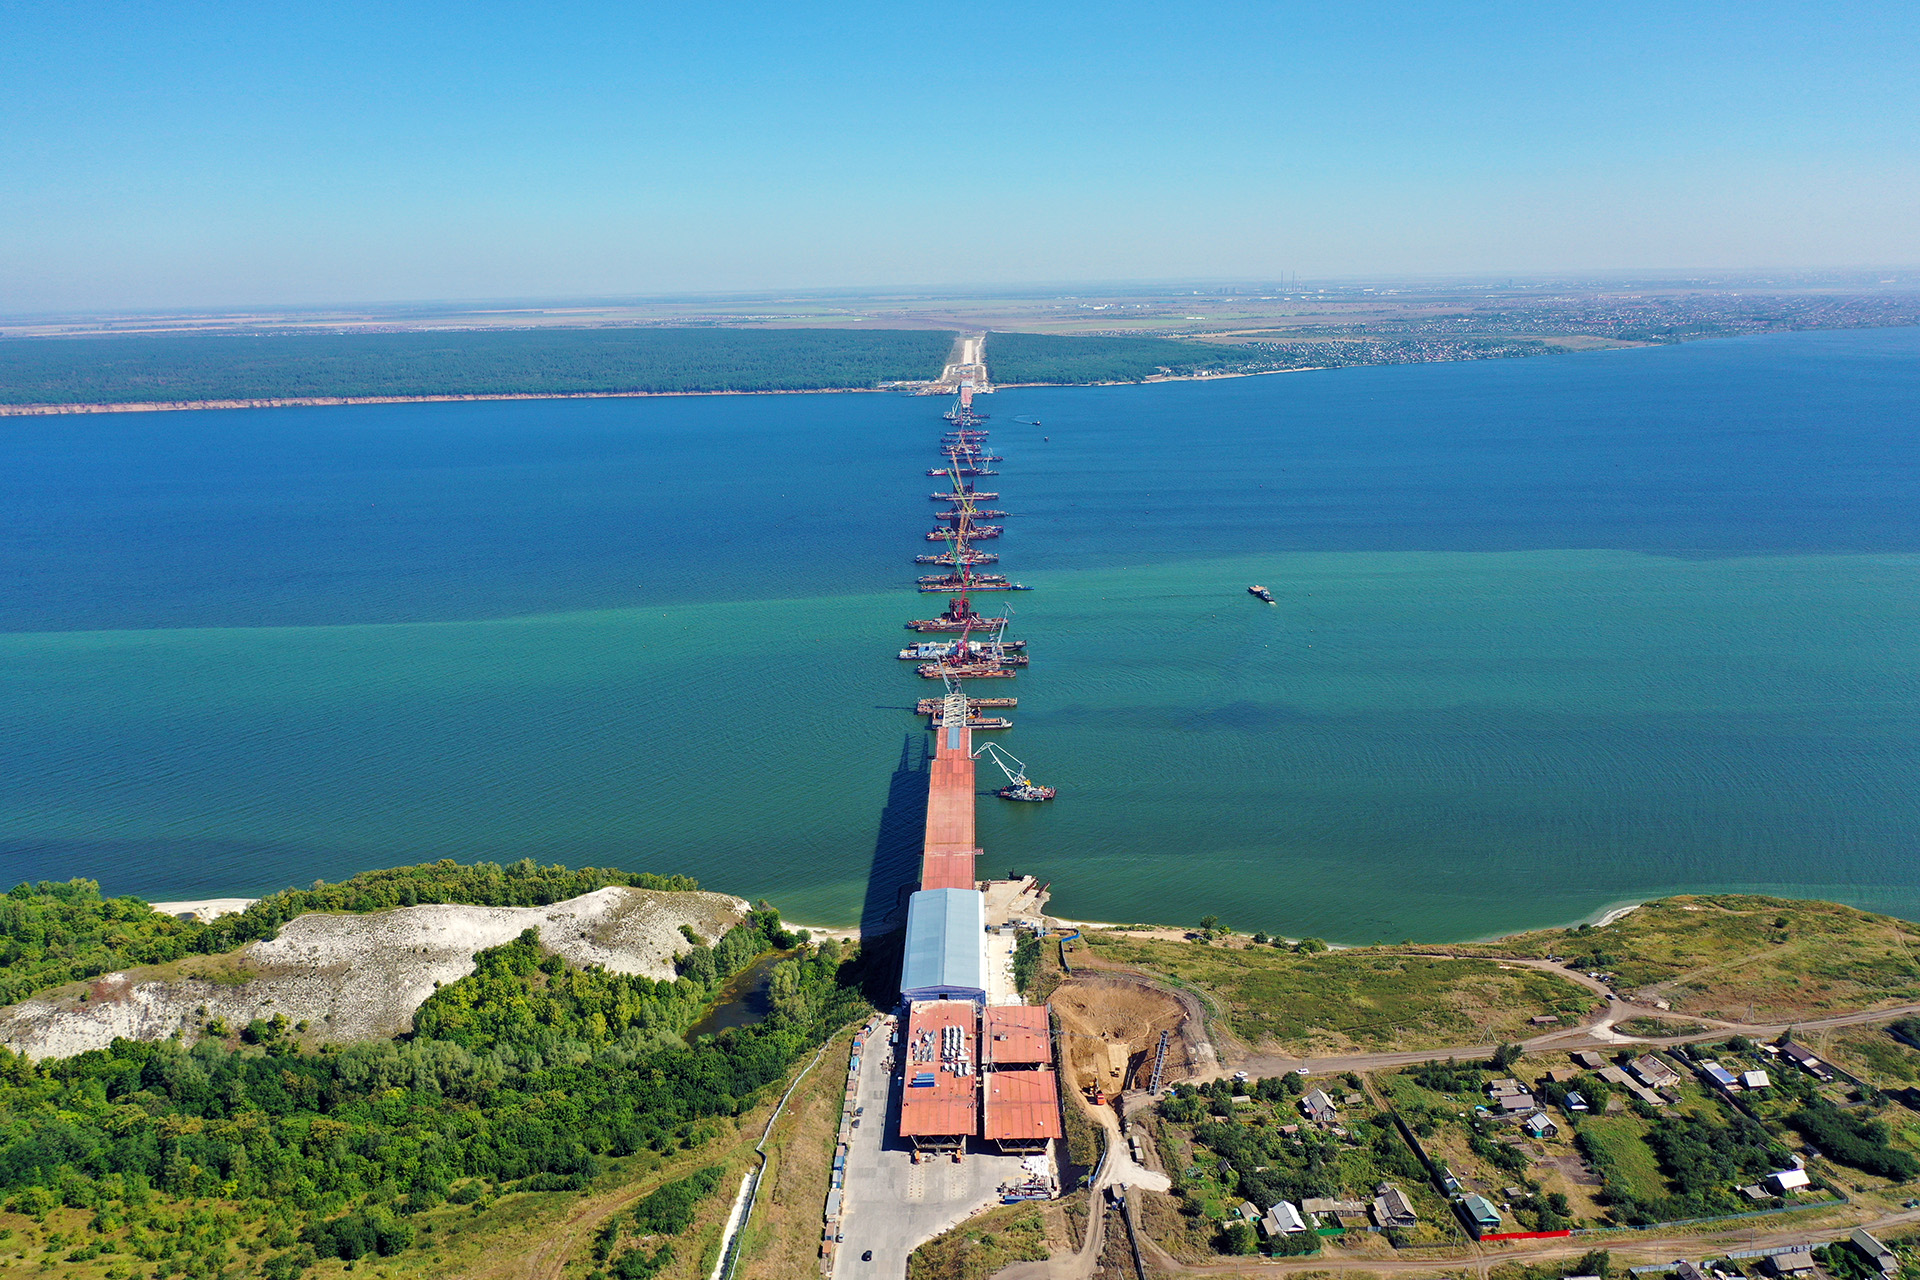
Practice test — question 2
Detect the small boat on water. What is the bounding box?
[1248,585,1276,603]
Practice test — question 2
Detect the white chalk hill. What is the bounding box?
[0,886,749,1061]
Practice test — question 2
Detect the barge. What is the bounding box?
[917,661,1018,679]
[926,526,1002,540]
[915,697,1017,713]
[917,580,1029,592]
[905,597,1010,631]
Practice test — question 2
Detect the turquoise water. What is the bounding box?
[3,328,1918,940]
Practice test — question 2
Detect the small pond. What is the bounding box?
[682,950,789,1043]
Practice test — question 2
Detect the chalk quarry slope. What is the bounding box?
[0,886,749,1060]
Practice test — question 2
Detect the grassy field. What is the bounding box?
[1484,896,1920,1022]
[1571,1114,1668,1206]
[906,1202,1052,1280]
[733,1031,857,1280]
[1801,1025,1920,1087]
[1084,934,1592,1053]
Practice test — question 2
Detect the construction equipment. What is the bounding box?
[974,742,1056,802]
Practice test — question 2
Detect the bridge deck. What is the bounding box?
[921,717,977,891]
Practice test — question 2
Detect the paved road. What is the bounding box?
[833,1017,1029,1280]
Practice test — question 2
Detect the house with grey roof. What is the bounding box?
[1371,1183,1417,1228]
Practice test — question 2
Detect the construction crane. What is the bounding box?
[973,742,1056,802]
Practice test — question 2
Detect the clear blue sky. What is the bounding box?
[3,0,1916,310]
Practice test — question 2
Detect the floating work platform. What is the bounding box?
[900,639,1025,659]
[929,491,997,501]
[906,596,1010,631]
[927,468,998,477]
[926,526,1002,540]
[929,715,1012,730]
[917,581,1029,592]
[915,697,1016,713]
[936,508,1010,520]
[914,551,999,565]
[917,662,1017,679]
[917,572,1009,585]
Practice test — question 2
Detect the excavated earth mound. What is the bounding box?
[0,886,748,1060]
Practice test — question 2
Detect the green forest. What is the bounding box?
[983,331,1286,384]
[0,860,698,1007]
[0,878,871,1279]
[0,328,955,404]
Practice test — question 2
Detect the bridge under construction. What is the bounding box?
[893,387,1063,1157]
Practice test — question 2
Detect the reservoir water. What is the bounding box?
[2,327,1917,941]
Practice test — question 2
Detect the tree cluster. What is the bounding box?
[0,911,867,1277]
[0,328,957,404]
[985,332,1289,385]
[1787,1101,1920,1181]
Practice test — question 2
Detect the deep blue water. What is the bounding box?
[6,327,1917,634]
[1,327,1916,940]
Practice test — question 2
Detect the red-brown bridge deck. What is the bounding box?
[921,717,978,891]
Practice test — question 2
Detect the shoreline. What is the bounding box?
[0,369,1315,417]
[0,386,905,417]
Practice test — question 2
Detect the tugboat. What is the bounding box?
[975,743,1057,802]
[1248,585,1276,603]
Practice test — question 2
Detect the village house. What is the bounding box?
[1572,1051,1609,1070]
[1850,1229,1899,1276]
[1767,1168,1812,1195]
[1371,1182,1418,1229]
[1301,1197,1366,1222]
[1779,1042,1835,1081]
[1262,1201,1307,1236]
[1628,1054,1680,1089]
[1742,1069,1772,1089]
[1524,1111,1558,1138]
[1301,1088,1338,1124]
[1460,1193,1502,1233]
[1767,1252,1818,1278]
